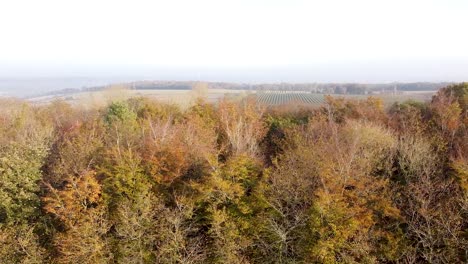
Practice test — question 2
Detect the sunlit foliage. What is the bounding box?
[0,85,466,263]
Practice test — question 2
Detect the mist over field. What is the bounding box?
[1,59,467,97]
[1,0,467,97]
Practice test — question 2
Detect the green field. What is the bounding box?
[253,92,435,106]
[256,92,325,105]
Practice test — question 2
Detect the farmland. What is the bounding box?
[24,83,437,108]
[255,92,327,105]
[252,91,435,107]
[26,88,252,108]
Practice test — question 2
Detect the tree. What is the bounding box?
[100,125,157,263]
[0,103,52,263]
[193,155,267,263]
[0,224,46,264]
[42,170,111,263]
[394,135,466,263]
[217,99,266,158]
[323,96,386,124]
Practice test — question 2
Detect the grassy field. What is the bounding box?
[27,88,252,108]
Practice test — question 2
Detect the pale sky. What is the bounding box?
[0,0,467,82]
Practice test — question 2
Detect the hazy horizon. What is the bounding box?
[1,0,467,94]
[3,57,468,82]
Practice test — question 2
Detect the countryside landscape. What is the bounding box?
[1,0,467,263]
[20,81,443,107]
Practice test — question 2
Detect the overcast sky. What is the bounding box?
[0,0,467,82]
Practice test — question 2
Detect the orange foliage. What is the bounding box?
[42,170,102,228]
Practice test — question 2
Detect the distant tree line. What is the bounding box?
[33,81,454,98]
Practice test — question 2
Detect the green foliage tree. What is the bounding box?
[193,155,267,263]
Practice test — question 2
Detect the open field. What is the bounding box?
[25,88,436,108]
[253,91,436,107]
[26,88,253,108]
[25,89,193,105]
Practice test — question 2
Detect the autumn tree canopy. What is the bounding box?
[0,84,467,263]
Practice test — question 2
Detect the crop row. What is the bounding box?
[255,93,325,105]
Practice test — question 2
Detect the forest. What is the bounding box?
[0,83,466,263]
